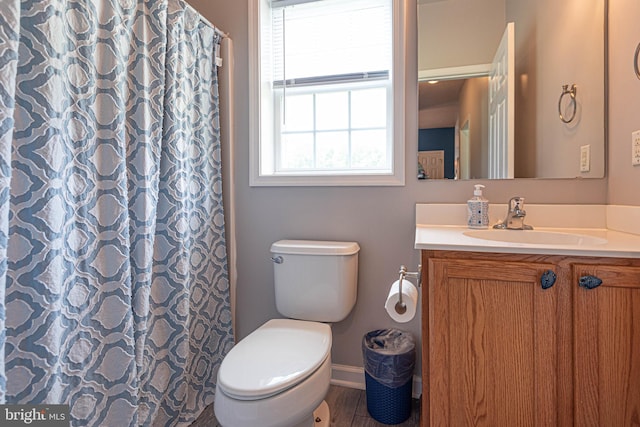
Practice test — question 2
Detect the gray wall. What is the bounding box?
[189,0,614,372]
[608,0,640,206]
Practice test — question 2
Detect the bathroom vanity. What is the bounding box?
[415,204,640,426]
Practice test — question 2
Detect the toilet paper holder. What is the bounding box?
[395,265,421,315]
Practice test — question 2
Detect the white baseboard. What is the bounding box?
[331,363,422,399]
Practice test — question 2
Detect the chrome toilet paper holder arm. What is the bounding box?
[395,265,421,314]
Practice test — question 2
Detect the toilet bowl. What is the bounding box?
[214,319,332,427]
[214,240,360,427]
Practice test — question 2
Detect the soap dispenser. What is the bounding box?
[467,184,489,229]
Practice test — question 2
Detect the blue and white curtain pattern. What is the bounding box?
[0,0,234,426]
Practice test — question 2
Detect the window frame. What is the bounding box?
[248,0,406,187]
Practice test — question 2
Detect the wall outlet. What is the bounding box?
[633,130,640,166]
[580,145,590,172]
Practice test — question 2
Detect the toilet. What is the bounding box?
[214,240,360,427]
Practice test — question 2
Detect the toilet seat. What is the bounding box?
[217,318,332,400]
[215,355,331,427]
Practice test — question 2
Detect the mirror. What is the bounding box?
[417,0,606,180]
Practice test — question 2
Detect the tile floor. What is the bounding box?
[190,384,421,427]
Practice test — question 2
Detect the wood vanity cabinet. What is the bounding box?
[573,263,640,426]
[420,250,640,427]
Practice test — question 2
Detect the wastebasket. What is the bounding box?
[362,328,416,424]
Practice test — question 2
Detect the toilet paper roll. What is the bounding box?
[384,279,418,323]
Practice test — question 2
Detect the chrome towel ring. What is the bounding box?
[635,42,640,80]
[558,84,577,124]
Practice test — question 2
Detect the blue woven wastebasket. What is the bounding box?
[362,329,415,425]
[364,371,413,424]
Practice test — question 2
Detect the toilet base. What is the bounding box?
[313,400,330,427]
[290,400,330,427]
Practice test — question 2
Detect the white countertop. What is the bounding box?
[415,204,640,258]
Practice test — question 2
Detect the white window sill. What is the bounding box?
[249,172,405,187]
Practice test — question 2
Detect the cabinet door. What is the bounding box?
[428,258,559,426]
[574,264,640,426]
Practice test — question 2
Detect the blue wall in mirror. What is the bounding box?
[418,127,455,179]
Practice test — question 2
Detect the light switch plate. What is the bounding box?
[580,145,590,172]
[633,130,640,166]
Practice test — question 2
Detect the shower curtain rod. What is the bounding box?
[184,2,229,39]
[202,15,229,39]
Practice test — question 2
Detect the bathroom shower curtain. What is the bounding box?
[0,0,233,426]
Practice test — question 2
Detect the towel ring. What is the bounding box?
[558,84,577,124]
[635,42,640,80]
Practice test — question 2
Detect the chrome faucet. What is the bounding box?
[493,196,533,230]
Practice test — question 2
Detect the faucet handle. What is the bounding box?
[509,196,525,211]
[496,196,533,230]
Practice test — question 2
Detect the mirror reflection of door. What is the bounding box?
[418,150,445,179]
[488,22,515,179]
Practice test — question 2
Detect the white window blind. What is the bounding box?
[270,0,393,85]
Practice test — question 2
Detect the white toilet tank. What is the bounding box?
[270,240,360,322]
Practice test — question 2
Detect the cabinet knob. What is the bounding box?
[579,275,603,290]
[540,270,557,289]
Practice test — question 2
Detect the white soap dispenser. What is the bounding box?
[467,184,489,229]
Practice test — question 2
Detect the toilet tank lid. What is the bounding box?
[271,240,360,256]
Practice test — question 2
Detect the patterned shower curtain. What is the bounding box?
[0,0,234,426]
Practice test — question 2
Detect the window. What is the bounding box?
[249,0,406,186]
